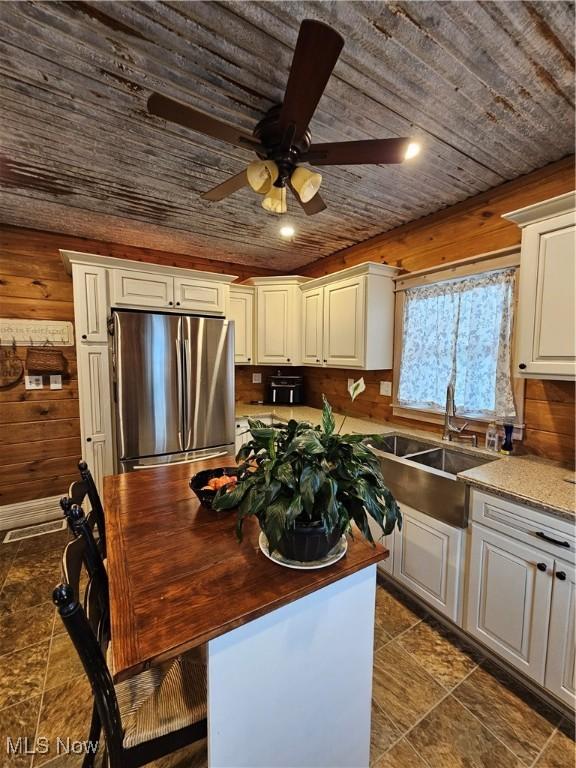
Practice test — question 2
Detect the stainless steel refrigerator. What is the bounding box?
[112,310,235,471]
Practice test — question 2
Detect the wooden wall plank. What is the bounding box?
[0,474,79,505]
[4,419,80,446]
[0,436,81,466]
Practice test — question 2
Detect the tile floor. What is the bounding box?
[0,529,574,768]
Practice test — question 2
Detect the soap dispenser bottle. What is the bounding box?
[500,423,514,455]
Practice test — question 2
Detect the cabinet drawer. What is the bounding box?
[471,490,575,562]
[111,269,174,309]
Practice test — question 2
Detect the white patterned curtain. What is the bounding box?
[397,269,517,420]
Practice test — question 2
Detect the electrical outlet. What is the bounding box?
[49,375,62,390]
[379,381,392,397]
[252,373,262,384]
[25,375,43,390]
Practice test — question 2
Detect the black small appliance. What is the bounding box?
[266,374,304,405]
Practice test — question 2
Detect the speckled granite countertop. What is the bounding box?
[235,402,575,521]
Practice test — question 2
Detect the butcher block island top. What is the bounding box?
[104,456,387,682]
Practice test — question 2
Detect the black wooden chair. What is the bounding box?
[54,507,207,768]
[78,460,107,557]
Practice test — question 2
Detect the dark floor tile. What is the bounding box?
[372,641,445,733]
[146,740,208,768]
[371,701,402,763]
[44,634,84,693]
[0,641,49,710]
[535,724,576,768]
[407,694,522,768]
[0,571,62,616]
[373,738,429,768]
[16,531,69,560]
[375,583,424,638]
[33,676,93,767]
[0,604,54,657]
[374,612,392,651]
[453,661,561,765]
[0,696,41,767]
[398,616,483,689]
[8,551,62,583]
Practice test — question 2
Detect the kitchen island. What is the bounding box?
[104,456,386,767]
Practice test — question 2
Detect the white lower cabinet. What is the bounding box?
[466,523,553,683]
[367,516,394,575]
[235,419,251,455]
[393,504,462,621]
[545,561,576,707]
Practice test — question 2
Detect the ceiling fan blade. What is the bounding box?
[303,138,412,166]
[279,20,344,141]
[288,182,327,216]
[201,170,248,202]
[147,93,261,152]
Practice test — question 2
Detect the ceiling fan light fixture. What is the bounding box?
[404,142,421,161]
[262,185,287,214]
[291,167,322,203]
[280,224,295,239]
[247,160,279,194]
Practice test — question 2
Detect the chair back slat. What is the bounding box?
[68,479,88,507]
[78,461,107,557]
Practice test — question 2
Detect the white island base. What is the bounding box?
[208,565,377,768]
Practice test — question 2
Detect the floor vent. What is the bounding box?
[3,518,66,544]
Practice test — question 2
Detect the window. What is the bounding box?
[397,268,517,421]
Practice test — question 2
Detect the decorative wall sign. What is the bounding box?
[0,319,74,346]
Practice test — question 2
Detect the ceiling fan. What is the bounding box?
[147,19,420,216]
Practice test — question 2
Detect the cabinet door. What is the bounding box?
[367,515,394,575]
[229,289,254,364]
[545,561,576,707]
[77,345,114,494]
[466,524,553,683]
[174,278,225,315]
[110,268,174,309]
[72,263,108,343]
[256,286,299,365]
[301,287,324,366]
[516,213,575,379]
[393,504,462,621]
[235,419,251,455]
[323,276,365,368]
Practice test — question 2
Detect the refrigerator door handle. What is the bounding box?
[183,337,193,449]
[176,337,184,451]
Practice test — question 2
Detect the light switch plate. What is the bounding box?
[25,375,43,390]
[49,375,62,390]
[379,381,392,396]
[252,373,262,384]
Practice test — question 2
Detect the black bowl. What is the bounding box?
[189,467,238,509]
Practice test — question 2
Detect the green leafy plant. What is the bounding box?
[213,395,401,553]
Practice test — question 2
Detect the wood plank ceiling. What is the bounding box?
[0,1,574,271]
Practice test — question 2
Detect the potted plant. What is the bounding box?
[213,387,401,562]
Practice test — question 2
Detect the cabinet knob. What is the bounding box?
[81,334,87,340]
[556,571,567,581]
[316,358,320,363]
[287,358,291,362]
[168,301,173,306]
[536,562,547,572]
[86,437,92,443]
[518,363,527,370]
[176,301,181,306]
[323,359,327,363]
[248,358,251,362]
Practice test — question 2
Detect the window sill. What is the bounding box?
[392,404,525,438]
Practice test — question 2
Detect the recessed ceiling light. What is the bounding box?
[280,225,295,239]
[404,142,421,160]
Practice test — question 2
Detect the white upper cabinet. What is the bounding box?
[301,263,398,370]
[72,263,108,343]
[301,286,324,366]
[111,268,175,309]
[174,277,226,315]
[229,286,254,365]
[244,277,308,365]
[503,192,576,380]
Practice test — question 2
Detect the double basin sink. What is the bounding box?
[364,434,496,528]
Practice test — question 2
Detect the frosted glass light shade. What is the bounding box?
[291,167,322,203]
[247,160,279,194]
[262,185,287,214]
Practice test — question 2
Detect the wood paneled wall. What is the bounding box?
[299,157,576,466]
[0,227,280,507]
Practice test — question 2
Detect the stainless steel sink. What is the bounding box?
[365,436,497,528]
[368,434,437,457]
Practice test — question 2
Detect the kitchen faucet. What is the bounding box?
[442,383,477,447]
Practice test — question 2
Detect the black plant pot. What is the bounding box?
[275,521,343,562]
